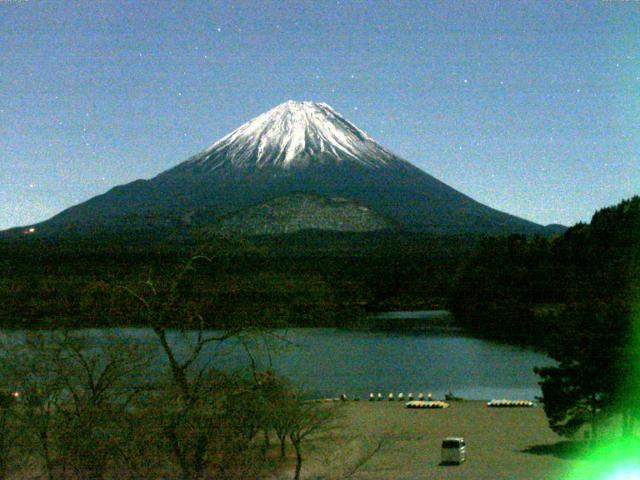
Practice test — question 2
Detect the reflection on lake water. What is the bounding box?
[1,325,552,400]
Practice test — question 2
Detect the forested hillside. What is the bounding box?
[0,231,473,328]
[451,196,640,347]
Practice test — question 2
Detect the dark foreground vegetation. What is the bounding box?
[0,331,342,480]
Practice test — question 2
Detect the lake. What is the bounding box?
[3,323,551,401]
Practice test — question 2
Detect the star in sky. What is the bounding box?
[0,0,637,230]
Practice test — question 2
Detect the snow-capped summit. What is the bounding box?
[184,101,403,171]
[14,100,550,237]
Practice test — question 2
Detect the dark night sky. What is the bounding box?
[1,0,638,229]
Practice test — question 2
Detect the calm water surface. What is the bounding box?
[3,325,551,401]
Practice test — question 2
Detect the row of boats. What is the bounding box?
[486,399,535,408]
[332,394,535,408]
[367,392,433,402]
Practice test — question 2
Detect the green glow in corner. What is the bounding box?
[565,437,640,480]
[606,467,640,480]
[563,283,640,479]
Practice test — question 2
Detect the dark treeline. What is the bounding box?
[0,231,475,329]
[453,196,640,439]
[451,195,639,348]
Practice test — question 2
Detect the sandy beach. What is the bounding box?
[278,400,584,480]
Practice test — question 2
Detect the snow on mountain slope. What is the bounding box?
[9,100,550,237]
[184,101,404,171]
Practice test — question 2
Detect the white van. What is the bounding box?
[441,437,466,464]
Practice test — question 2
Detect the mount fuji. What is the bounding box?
[11,101,551,236]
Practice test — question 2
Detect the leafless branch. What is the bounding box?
[340,437,387,480]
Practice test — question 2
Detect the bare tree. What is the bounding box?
[338,436,387,480]
[59,333,153,479]
[0,250,341,479]
[2,331,153,480]
[122,253,269,480]
[287,399,338,480]
[1,333,63,480]
[248,370,294,459]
